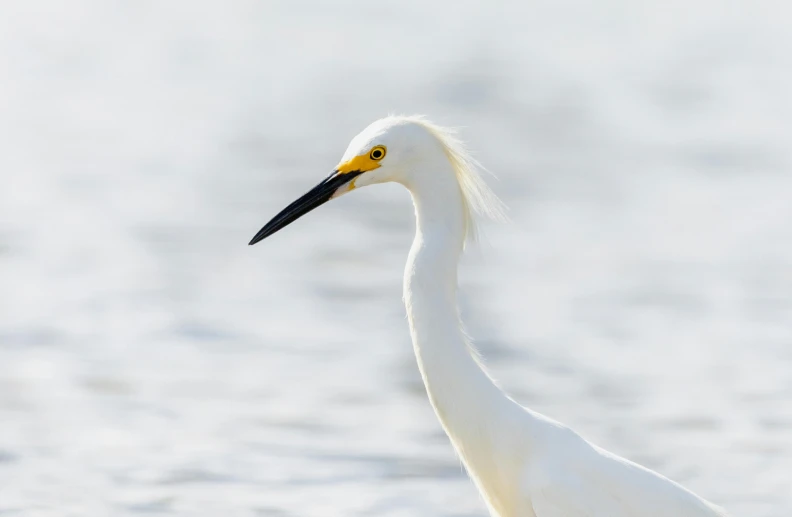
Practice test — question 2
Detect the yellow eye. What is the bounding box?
[369,146,386,161]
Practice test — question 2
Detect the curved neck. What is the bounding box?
[401,160,509,445]
[401,158,533,516]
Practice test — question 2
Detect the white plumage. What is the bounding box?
[249,115,729,517]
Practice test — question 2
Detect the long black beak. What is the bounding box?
[248,170,364,245]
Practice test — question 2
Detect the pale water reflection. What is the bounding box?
[1,1,791,516]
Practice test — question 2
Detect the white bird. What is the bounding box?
[249,115,729,517]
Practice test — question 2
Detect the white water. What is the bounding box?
[1,2,790,515]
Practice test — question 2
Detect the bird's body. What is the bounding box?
[249,115,728,517]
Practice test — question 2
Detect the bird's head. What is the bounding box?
[249,115,505,245]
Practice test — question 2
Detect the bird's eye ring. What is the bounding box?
[369,146,386,161]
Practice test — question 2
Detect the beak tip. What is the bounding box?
[248,169,362,248]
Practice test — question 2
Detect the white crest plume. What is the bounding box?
[391,114,508,242]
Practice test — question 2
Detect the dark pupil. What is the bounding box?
[372,149,382,158]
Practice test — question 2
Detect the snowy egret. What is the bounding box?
[249,116,729,517]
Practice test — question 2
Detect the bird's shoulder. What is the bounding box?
[522,438,728,517]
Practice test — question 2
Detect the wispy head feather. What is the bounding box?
[396,115,508,242]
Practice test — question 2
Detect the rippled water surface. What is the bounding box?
[1,2,791,515]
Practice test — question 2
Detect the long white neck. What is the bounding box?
[401,156,525,510]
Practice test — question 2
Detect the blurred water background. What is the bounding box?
[1,1,791,515]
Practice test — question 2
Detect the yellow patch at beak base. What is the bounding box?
[336,153,381,174]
